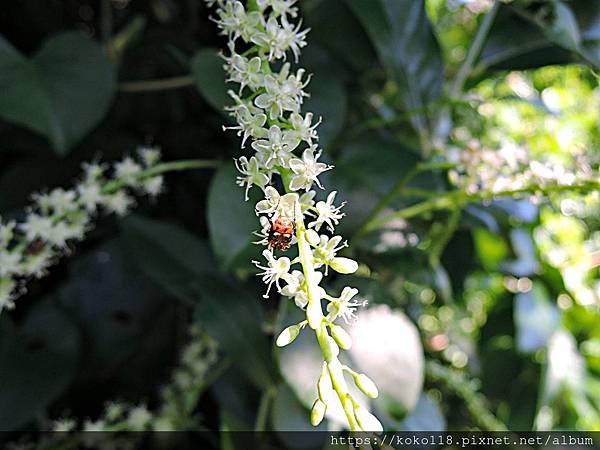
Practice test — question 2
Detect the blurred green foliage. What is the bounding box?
[1,0,600,445]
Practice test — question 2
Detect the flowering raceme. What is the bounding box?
[207,0,382,432]
[0,147,164,311]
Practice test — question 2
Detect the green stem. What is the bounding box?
[119,75,195,93]
[449,1,501,98]
[360,180,600,235]
[254,385,276,431]
[353,161,455,240]
[281,173,359,431]
[102,159,221,194]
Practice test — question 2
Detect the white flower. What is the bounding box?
[0,250,21,277]
[289,147,332,191]
[21,247,54,278]
[251,125,300,169]
[77,182,105,212]
[142,176,164,197]
[235,156,270,200]
[224,48,264,93]
[34,188,77,216]
[281,269,324,308]
[290,112,320,145]
[308,191,345,232]
[0,219,16,247]
[253,215,272,246]
[114,157,143,186]
[45,218,87,248]
[82,162,106,181]
[252,15,308,62]
[311,234,356,275]
[252,249,291,298]
[20,213,54,241]
[127,405,152,431]
[214,1,258,41]
[254,66,308,119]
[326,287,367,324]
[103,191,135,216]
[269,0,299,17]
[225,101,268,148]
[138,146,161,167]
[0,277,16,311]
[255,186,281,215]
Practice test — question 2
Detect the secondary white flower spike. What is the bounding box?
[0,147,165,312]
[208,0,380,432]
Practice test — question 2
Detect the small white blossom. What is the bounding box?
[235,156,270,200]
[0,219,16,247]
[290,112,320,145]
[254,66,309,119]
[255,186,281,215]
[0,251,21,277]
[253,249,291,298]
[77,182,105,212]
[289,147,332,191]
[224,48,264,93]
[308,191,345,231]
[142,176,164,197]
[281,269,324,308]
[225,101,268,148]
[252,15,308,62]
[138,146,161,167]
[251,125,300,169]
[103,191,135,216]
[20,214,54,241]
[34,188,77,216]
[0,277,16,311]
[114,157,143,186]
[326,287,367,324]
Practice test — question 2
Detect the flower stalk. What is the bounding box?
[207,0,382,431]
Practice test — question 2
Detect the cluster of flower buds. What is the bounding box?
[446,140,595,196]
[207,0,382,431]
[0,146,164,312]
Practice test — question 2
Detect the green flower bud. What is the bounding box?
[354,404,383,433]
[330,324,352,350]
[275,324,300,347]
[330,257,358,274]
[355,374,379,398]
[310,399,327,426]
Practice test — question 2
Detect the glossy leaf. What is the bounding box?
[0,32,116,154]
[191,47,231,116]
[346,0,444,136]
[122,215,276,389]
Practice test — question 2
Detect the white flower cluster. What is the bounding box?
[446,140,595,196]
[0,146,164,312]
[209,0,382,432]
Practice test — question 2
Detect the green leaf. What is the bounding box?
[302,47,348,148]
[480,1,600,71]
[346,0,444,137]
[191,47,231,115]
[0,300,80,430]
[547,1,581,51]
[0,32,116,155]
[122,215,276,389]
[207,163,259,270]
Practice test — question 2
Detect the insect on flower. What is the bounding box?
[268,201,297,251]
[268,215,295,251]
